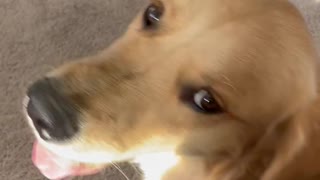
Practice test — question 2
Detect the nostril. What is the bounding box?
[26,98,53,140]
[34,118,53,140]
[34,118,50,130]
[26,98,47,127]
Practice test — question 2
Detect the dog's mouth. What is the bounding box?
[32,141,105,180]
[32,141,104,179]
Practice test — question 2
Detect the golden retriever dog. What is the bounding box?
[23,0,320,179]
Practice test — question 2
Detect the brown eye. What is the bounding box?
[181,87,223,114]
[143,4,164,28]
[193,90,221,113]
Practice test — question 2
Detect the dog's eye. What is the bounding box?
[193,90,222,113]
[181,87,223,114]
[143,4,163,28]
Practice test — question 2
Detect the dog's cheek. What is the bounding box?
[177,122,252,159]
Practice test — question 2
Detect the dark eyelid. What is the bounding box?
[179,85,197,102]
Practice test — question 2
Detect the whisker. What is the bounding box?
[128,163,143,179]
[111,162,130,180]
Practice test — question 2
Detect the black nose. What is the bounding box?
[26,78,79,141]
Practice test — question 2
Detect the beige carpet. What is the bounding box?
[0,0,319,179]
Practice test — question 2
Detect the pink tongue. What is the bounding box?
[32,141,101,180]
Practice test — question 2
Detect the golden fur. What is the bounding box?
[31,0,320,179]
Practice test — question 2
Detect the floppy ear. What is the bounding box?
[262,96,320,180]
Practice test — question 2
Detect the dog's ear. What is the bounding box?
[262,96,320,180]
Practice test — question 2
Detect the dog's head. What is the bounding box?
[24,0,319,179]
